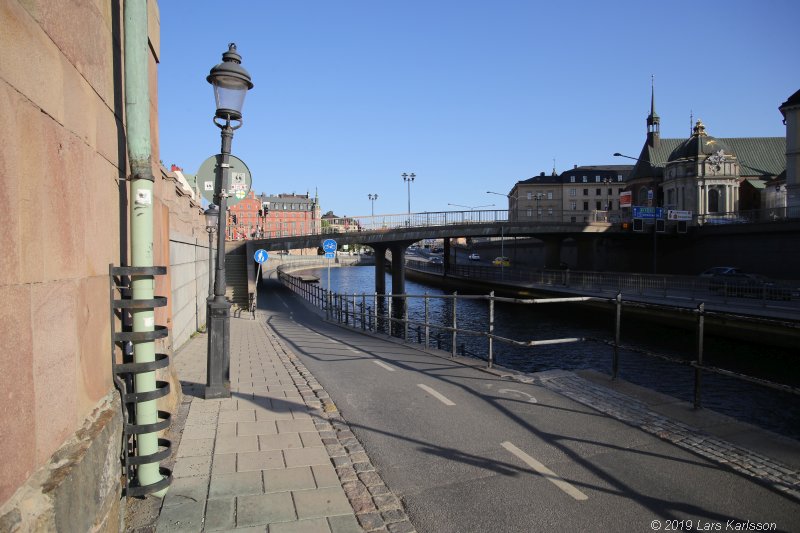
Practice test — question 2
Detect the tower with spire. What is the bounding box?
[646,75,660,149]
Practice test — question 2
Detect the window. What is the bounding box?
[583,201,589,210]
[526,192,532,200]
[582,176,587,183]
[596,201,602,210]
[595,176,601,182]
[570,216,577,222]
[526,209,532,217]
[547,208,553,217]
[570,201,577,210]
[583,188,589,196]
[570,176,576,183]
[617,174,623,181]
[569,188,577,197]
[596,188,601,195]
[547,191,553,200]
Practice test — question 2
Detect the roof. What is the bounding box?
[744,178,766,189]
[780,89,800,114]
[629,136,784,180]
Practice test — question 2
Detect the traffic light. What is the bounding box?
[258,209,263,217]
[232,214,237,224]
[677,220,688,233]
[655,219,666,232]
[633,218,644,232]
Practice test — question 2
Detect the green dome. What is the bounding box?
[668,121,734,162]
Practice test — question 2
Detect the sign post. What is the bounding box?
[253,249,269,297]
[322,239,338,291]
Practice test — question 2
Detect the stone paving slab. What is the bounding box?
[156,314,416,533]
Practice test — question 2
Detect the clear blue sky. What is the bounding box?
[158,0,799,217]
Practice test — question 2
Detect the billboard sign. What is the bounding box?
[619,191,632,208]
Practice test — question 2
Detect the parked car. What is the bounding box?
[468,252,481,261]
[708,272,797,300]
[492,256,510,267]
[429,257,444,265]
[700,266,741,277]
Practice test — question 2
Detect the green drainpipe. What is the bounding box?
[124,0,166,497]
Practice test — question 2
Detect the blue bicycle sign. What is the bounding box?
[322,239,337,253]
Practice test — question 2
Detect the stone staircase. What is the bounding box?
[224,248,250,314]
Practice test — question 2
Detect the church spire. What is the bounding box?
[647,75,660,148]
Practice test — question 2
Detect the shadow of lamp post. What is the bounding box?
[205,43,254,399]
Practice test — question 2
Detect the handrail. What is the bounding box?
[277,270,800,411]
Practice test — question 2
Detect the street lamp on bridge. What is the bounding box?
[613,152,660,274]
[402,172,416,214]
[447,203,495,211]
[205,43,253,400]
[368,193,378,216]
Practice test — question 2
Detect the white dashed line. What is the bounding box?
[417,384,455,406]
[373,361,396,372]
[501,441,588,501]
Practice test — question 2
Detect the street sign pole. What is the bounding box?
[322,239,338,298]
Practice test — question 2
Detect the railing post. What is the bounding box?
[488,291,495,368]
[424,292,430,349]
[613,292,621,380]
[404,296,409,342]
[352,293,357,327]
[694,302,705,409]
[373,292,378,334]
[451,291,458,357]
[361,293,366,330]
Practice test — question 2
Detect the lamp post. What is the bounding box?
[447,203,495,210]
[368,193,378,217]
[204,205,219,299]
[205,43,253,399]
[402,173,415,214]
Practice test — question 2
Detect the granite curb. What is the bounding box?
[533,369,800,501]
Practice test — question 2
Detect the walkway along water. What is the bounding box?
[278,265,800,441]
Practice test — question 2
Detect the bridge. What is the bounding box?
[228,208,800,310]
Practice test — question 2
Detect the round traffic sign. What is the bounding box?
[254,249,269,264]
[322,239,338,253]
[197,154,252,207]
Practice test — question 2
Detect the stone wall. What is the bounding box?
[0,1,208,530]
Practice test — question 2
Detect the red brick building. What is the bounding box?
[227,191,321,240]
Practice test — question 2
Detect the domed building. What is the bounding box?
[623,85,786,222]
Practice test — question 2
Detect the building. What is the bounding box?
[321,211,361,233]
[508,166,633,223]
[623,86,786,222]
[227,191,321,240]
[779,89,800,213]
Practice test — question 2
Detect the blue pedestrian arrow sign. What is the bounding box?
[254,249,269,264]
[322,239,338,253]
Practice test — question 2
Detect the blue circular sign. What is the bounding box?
[322,239,338,253]
[254,249,269,264]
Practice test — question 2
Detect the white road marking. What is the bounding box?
[373,361,396,372]
[417,384,455,406]
[498,389,538,403]
[501,441,588,501]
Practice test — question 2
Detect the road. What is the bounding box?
[259,279,799,532]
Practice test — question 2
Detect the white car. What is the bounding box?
[468,253,480,261]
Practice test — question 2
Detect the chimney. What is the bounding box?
[540,172,545,177]
[574,164,577,169]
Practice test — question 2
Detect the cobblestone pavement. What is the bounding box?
[531,369,800,501]
[156,314,415,533]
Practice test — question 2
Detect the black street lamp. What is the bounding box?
[205,43,253,400]
[204,204,219,299]
[368,193,378,217]
[613,153,659,274]
[402,173,416,214]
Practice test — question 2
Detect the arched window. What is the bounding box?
[708,188,720,213]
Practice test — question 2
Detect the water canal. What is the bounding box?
[293,265,800,441]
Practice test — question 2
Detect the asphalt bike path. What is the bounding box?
[259,279,799,533]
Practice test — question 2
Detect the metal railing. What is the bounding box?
[408,260,800,314]
[277,269,800,409]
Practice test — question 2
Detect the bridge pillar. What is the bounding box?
[575,237,595,270]
[542,237,563,269]
[390,243,406,296]
[443,238,451,276]
[374,245,387,295]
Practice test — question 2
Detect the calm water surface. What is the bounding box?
[299,266,800,440]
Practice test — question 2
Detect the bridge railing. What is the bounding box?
[277,269,800,409]
[319,209,511,235]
